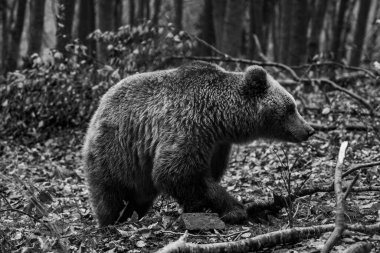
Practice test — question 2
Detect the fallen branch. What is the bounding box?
[343,242,373,253]
[322,141,348,253]
[156,223,380,253]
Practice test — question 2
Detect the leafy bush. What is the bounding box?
[0,23,193,141]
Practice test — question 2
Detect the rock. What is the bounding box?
[181,213,225,231]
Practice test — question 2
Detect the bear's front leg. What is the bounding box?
[153,145,247,224]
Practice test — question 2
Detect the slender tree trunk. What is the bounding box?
[174,0,183,30]
[308,0,328,60]
[137,0,145,22]
[212,0,226,50]
[288,0,309,65]
[339,0,356,60]
[349,0,371,66]
[95,0,115,62]
[56,0,75,54]
[0,0,7,73]
[248,0,263,59]
[262,0,275,54]
[6,0,26,71]
[28,0,46,55]
[279,0,293,63]
[152,0,161,25]
[221,0,245,57]
[129,0,135,26]
[114,0,122,28]
[272,2,280,61]
[332,0,348,60]
[195,0,214,56]
[145,0,150,20]
[78,0,96,56]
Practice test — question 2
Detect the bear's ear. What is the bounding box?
[241,66,268,95]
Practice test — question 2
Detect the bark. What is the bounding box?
[173,0,183,30]
[248,0,264,59]
[28,0,46,55]
[129,0,135,26]
[195,0,215,56]
[137,0,146,21]
[114,0,122,28]
[6,0,26,71]
[56,0,76,54]
[145,0,150,20]
[349,0,372,66]
[332,0,349,60]
[279,0,293,64]
[0,0,6,72]
[221,0,245,57]
[78,0,96,56]
[308,0,328,60]
[288,0,309,65]
[212,0,226,50]
[152,0,161,25]
[95,0,115,62]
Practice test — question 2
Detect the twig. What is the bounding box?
[342,161,380,178]
[157,230,189,253]
[0,208,54,233]
[343,174,359,200]
[322,141,349,253]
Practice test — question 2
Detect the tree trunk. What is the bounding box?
[174,0,183,30]
[78,0,96,56]
[6,0,26,71]
[279,0,293,64]
[0,0,7,73]
[332,0,348,60]
[114,0,122,28]
[145,0,150,20]
[152,0,161,25]
[129,0,135,26]
[308,0,328,60]
[28,0,46,55]
[196,0,214,56]
[56,0,75,54]
[95,0,115,62]
[221,0,246,57]
[288,0,309,65]
[349,0,371,66]
[248,0,264,59]
[137,0,146,22]
[212,0,226,50]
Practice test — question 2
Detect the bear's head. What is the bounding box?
[237,65,315,143]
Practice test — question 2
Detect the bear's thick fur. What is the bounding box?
[83,61,314,226]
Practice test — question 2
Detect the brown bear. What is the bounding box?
[82,61,314,226]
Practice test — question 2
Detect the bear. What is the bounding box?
[82,61,315,226]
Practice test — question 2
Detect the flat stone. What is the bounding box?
[181,213,225,231]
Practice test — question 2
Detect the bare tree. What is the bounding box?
[221,0,246,57]
[308,0,329,60]
[174,0,183,30]
[95,0,116,62]
[212,0,226,50]
[279,0,293,64]
[28,0,46,56]
[249,0,264,59]
[56,0,75,54]
[196,0,215,56]
[332,0,349,60]
[7,0,27,71]
[288,0,310,65]
[78,0,96,56]
[152,0,161,25]
[349,0,372,66]
[129,0,135,26]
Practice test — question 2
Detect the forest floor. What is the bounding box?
[1,87,380,252]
